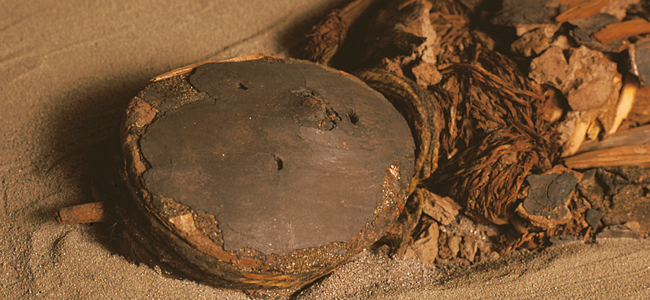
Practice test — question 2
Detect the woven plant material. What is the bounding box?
[429,48,557,224]
[323,0,557,224]
[297,0,650,269]
[117,56,416,290]
[303,0,561,255]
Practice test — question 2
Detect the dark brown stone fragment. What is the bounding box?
[577,167,650,234]
[491,0,559,26]
[577,169,607,207]
[585,208,603,229]
[603,185,650,233]
[635,39,650,86]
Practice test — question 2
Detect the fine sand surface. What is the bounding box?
[1,0,649,299]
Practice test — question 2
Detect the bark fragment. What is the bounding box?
[420,189,461,226]
[404,221,439,265]
[56,202,105,224]
[516,167,582,230]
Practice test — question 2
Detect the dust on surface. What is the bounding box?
[2,0,650,299]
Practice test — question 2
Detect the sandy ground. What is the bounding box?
[1,0,649,299]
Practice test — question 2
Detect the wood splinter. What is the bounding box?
[56,201,106,224]
[564,124,650,169]
[609,75,639,134]
[304,0,377,64]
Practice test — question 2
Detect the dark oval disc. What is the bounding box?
[138,59,414,255]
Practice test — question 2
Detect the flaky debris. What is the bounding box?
[303,0,650,265]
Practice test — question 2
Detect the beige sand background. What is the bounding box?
[1,0,649,299]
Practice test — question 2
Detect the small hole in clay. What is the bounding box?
[238,82,248,90]
[349,111,359,125]
[274,156,283,170]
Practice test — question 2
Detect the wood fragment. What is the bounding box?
[593,18,650,45]
[404,222,439,265]
[575,124,650,154]
[564,144,650,168]
[56,202,105,224]
[621,86,650,128]
[303,0,378,64]
[420,189,462,226]
[153,54,273,81]
[609,75,640,134]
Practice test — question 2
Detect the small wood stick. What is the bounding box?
[304,0,377,64]
[56,201,106,224]
[609,75,639,134]
[576,123,650,155]
[564,144,650,169]
[565,124,650,168]
[593,19,650,46]
[553,0,610,23]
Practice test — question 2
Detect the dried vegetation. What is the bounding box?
[303,0,650,267]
